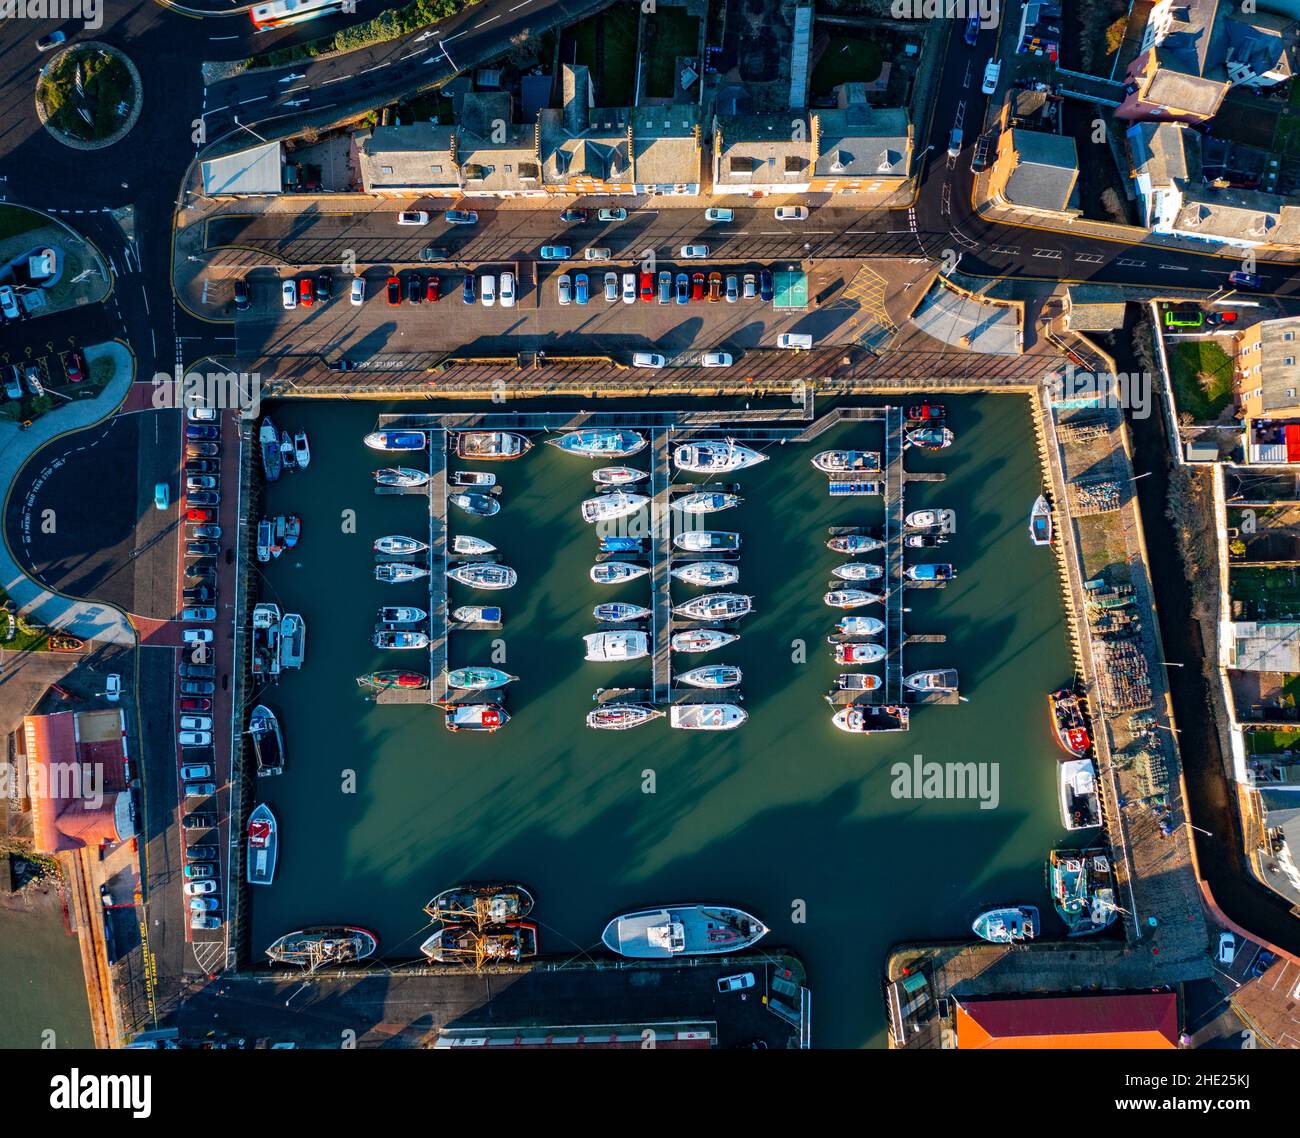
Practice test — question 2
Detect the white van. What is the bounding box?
[632,352,665,368]
[499,272,516,308]
[777,333,813,349]
[480,274,496,307]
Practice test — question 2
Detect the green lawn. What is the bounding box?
[1230,565,1300,619]
[1246,727,1300,755]
[0,205,44,242]
[643,7,699,99]
[0,588,49,653]
[812,36,884,96]
[1168,339,1234,421]
[573,3,639,107]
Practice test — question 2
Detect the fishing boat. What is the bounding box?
[834,642,886,665]
[424,883,535,925]
[259,418,281,482]
[670,629,738,653]
[673,530,740,553]
[1060,757,1103,831]
[549,428,647,459]
[377,606,427,624]
[266,926,378,970]
[824,589,883,609]
[836,673,881,691]
[906,426,954,450]
[904,669,959,693]
[906,403,945,423]
[364,429,426,451]
[594,602,651,623]
[454,431,532,460]
[375,563,429,584]
[1049,848,1118,936]
[447,563,516,590]
[374,467,430,489]
[587,704,664,730]
[580,490,648,523]
[905,532,947,548]
[452,535,496,555]
[832,562,884,581]
[593,466,647,485]
[420,922,537,964]
[812,450,881,475]
[452,606,502,624]
[601,905,767,958]
[450,492,500,518]
[273,515,301,555]
[832,704,910,734]
[827,533,883,554]
[835,616,884,637]
[906,563,955,581]
[591,562,650,585]
[294,431,311,469]
[972,905,1038,944]
[372,629,430,650]
[671,561,739,587]
[584,631,650,661]
[599,535,645,555]
[673,491,743,515]
[669,704,747,731]
[374,535,428,556]
[1048,688,1091,756]
[904,508,955,530]
[672,592,753,621]
[673,438,768,474]
[256,519,274,562]
[251,604,282,679]
[452,471,495,487]
[280,430,296,471]
[675,664,742,689]
[356,670,428,691]
[249,704,284,776]
[279,613,306,670]
[48,634,83,652]
[1029,494,1053,546]
[445,703,509,732]
[246,803,278,886]
[446,666,518,690]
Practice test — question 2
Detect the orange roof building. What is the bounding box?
[24,710,134,855]
[955,992,1180,1049]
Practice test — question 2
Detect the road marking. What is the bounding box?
[1117,257,1146,266]
[1073,253,1104,263]
[509,0,532,8]
[399,47,429,60]
[322,74,349,84]
[1032,248,1062,259]
[1158,263,1189,271]
[477,13,500,25]
[991,244,1019,255]
[240,95,268,104]
[285,85,308,93]
[360,61,391,74]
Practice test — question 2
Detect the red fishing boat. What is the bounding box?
[1048,688,1091,756]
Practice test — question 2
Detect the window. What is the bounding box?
[1286,357,1295,366]
[381,165,393,174]
[430,165,443,174]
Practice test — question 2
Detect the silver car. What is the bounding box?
[603,272,618,302]
[621,273,636,304]
[557,274,572,305]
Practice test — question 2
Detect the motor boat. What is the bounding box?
[600,535,645,554]
[356,671,428,690]
[832,562,884,581]
[445,704,510,732]
[246,803,278,886]
[673,530,740,553]
[834,642,885,665]
[670,629,738,653]
[905,533,948,548]
[248,704,284,776]
[1060,757,1102,830]
[669,704,748,731]
[905,669,959,693]
[452,471,495,487]
[906,403,945,423]
[377,606,426,624]
[672,491,743,514]
[372,629,430,650]
[452,535,496,555]
[972,905,1038,944]
[587,704,664,730]
[906,564,955,582]
[447,563,517,589]
[1029,494,1053,546]
[583,631,650,661]
[259,417,281,482]
[591,562,650,585]
[832,705,910,734]
[549,428,647,458]
[906,426,954,450]
[446,667,518,690]
[594,602,652,623]
[824,590,883,609]
[266,927,377,970]
[375,563,429,584]
[364,429,426,451]
[424,883,535,924]
[374,535,428,556]
[256,519,274,562]
[904,508,955,531]
[672,593,753,621]
[827,533,883,554]
[601,904,767,957]
[452,606,502,624]
[593,466,647,485]
[294,431,311,468]
[453,431,532,460]
[375,467,429,488]
[281,430,296,471]
[671,562,739,587]
[835,616,884,637]
[672,438,767,473]
[278,613,306,670]
[836,673,881,691]
[451,492,500,518]
[812,450,881,474]
[675,664,742,689]
[580,490,648,523]
[1049,688,1091,756]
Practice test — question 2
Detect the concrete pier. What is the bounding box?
[882,407,907,707]
[648,429,672,703]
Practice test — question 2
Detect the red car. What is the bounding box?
[180,697,212,712]
[426,274,441,303]
[639,271,655,302]
[385,276,401,306]
[186,507,216,523]
[691,272,706,302]
[298,278,313,306]
[63,351,85,383]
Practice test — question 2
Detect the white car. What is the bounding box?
[179,730,212,747]
[584,248,611,261]
[717,972,755,992]
[182,629,213,645]
[604,272,618,302]
[982,59,1001,95]
[621,273,637,304]
[105,674,121,702]
[0,286,19,320]
[180,715,213,731]
[703,207,733,222]
[499,272,516,308]
[184,880,217,896]
[186,406,217,423]
[1217,932,1236,965]
[774,206,809,221]
[680,244,709,259]
[633,352,665,369]
[397,210,429,226]
[701,351,733,368]
[557,274,572,305]
[281,280,297,309]
[350,277,365,306]
[777,332,813,349]
[182,607,216,622]
[480,274,496,307]
[180,763,212,781]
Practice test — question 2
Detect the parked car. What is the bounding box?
[1,364,23,399]
[298,278,313,306]
[574,273,589,305]
[185,424,218,440]
[701,351,733,367]
[621,273,636,304]
[186,541,218,557]
[185,560,216,579]
[188,491,220,508]
[350,277,365,306]
[774,205,809,221]
[180,763,213,781]
[632,352,665,369]
[186,406,217,423]
[180,731,212,747]
[981,59,1001,95]
[186,441,219,458]
[743,273,757,299]
[233,280,250,312]
[385,276,401,306]
[598,208,627,222]
[397,210,430,225]
[680,244,709,258]
[407,274,422,305]
[186,507,216,524]
[556,274,572,306]
[1229,270,1263,289]
[559,208,588,223]
[189,897,220,912]
[658,270,672,304]
[717,972,755,992]
[704,207,733,222]
[540,245,572,260]
[182,813,216,830]
[419,245,449,262]
[191,915,222,931]
[184,843,217,860]
[23,365,43,397]
[947,128,963,157]
[444,209,477,225]
[725,274,739,303]
[480,273,496,307]
[462,275,475,304]
[604,272,619,302]
[183,587,214,605]
[281,280,297,310]
[187,476,218,492]
[777,332,813,349]
[584,247,611,261]
[185,459,219,474]
[638,271,654,303]
[1206,310,1238,326]
[691,272,706,302]
[314,270,331,302]
[106,674,121,702]
[426,274,441,303]
[178,661,216,679]
[182,629,213,646]
[675,273,689,305]
[759,269,774,302]
[181,680,215,696]
[183,841,216,861]
[184,880,217,896]
[1217,932,1236,965]
[708,272,722,302]
[181,716,213,731]
[154,483,169,510]
[181,607,217,622]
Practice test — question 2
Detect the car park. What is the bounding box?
[154,483,169,510]
[23,365,44,397]
[187,507,216,524]
[462,275,475,304]
[181,812,216,830]
[189,897,220,912]
[180,731,212,747]
[743,273,757,299]
[725,274,739,303]
[188,491,220,508]
[499,272,515,307]
[187,476,218,492]
[717,972,755,992]
[181,680,215,696]
[444,209,477,225]
[774,205,808,221]
[675,273,689,304]
[315,270,331,302]
[179,661,216,679]
[184,880,217,896]
[182,629,213,646]
[633,352,665,369]
[701,351,733,368]
[426,275,441,303]
[777,332,813,349]
[982,59,1001,95]
[759,270,774,302]
[541,245,572,260]
[560,208,588,223]
[187,441,218,458]
[298,278,313,306]
[480,274,496,307]
[191,914,222,930]
[704,208,732,222]
[186,423,218,440]
[281,281,296,310]
[639,271,654,302]
[598,208,627,222]
[622,273,636,304]
[420,245,449,262]
[574,273,589,305]
[584,247,611,261]
[708,272,722,302]
[1229,270,1262,289]
[386,276,401,306]
[350,277,365,306]
[658,271,672,304]
[691,272,706,301]
[184,844,216,860]
[181,716,214,731]
[398,210,430,225]
[681,244,709,258]
[186,540,218,557]
[233,280,250,312]
[407,274,422,304]
[1217,932,1236,965]
[557,274,572,305]
[2,364,23,399]
[181,763,213,781]
[106,674,121,701]
[604,272,618,302]
[182,607,217,622]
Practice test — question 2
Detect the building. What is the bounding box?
[538,66,633,196]
[200,141,284,197]
[456,91,545,198]
[356,123,460,195]
[712,113,813,196]
[1236,316,1300,432]
[986,129,1080,214]
[630,107,703,196]
[23,710,134,856]
[1258,789,1300,904]
[954,992,1180,1048]
[1229,620,1300,670]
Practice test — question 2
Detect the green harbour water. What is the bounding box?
[252,394,1073,1048]
[0,894,94,1049]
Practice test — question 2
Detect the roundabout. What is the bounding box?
[34,41,142,150]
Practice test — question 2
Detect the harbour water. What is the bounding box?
[252,394,1073,1048]
[0,891,94,1048]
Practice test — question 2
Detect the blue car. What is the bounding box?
[1228,270,1262,290]
[759,269,774,303]
[964,15,979,45]
[461,275,475,304]
[575,272,589,305]
[675,272,690,305]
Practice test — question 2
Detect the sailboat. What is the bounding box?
[587,704,664,730]
[580,490,648,523]
[447,563,517,589]
[672,438,767,473]
[594,602,651,623]
[259,418,282,482]
[675,664,742,689]
[672,491,743,514]
[671,562,739,587]
[591,562,650,585]
[374,535,428,556]
[549,428,647,458]
[670,629,738,653]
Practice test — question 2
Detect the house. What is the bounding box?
[357,123,461,195]
[630,107,702,196]
[712,113,814,196]
[1221,8,1298,88]
[986,129,1080,214]
[538,65,633,196]
[1237,316,1300,425]
[808,105,912,194]
[1117,0,1230,123]
[954,992,1180,1048]
[455,91,545,198]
